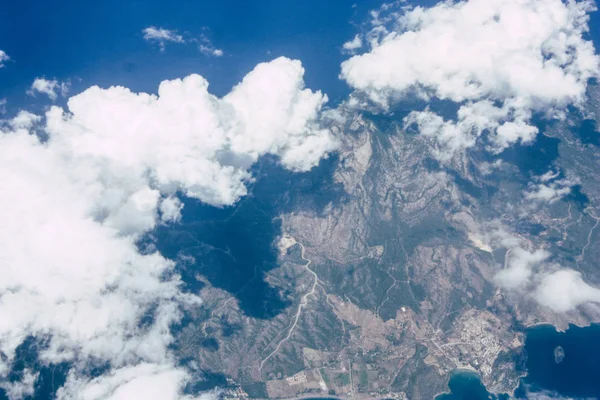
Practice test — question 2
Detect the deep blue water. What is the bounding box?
[498,126,560,177]
[153,155,345,320]
[0,156,345,399]
[0,0,383,114]
[437,324,600,400]
[0,336,72,400]
[436,370,508,400]
[574,119,600,147]
[514,324,600,399]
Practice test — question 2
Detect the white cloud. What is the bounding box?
[28,77,70,100]
[160,196,184,223]
[342,34,363,52]
[525,170,574,204]
[495,247,550,290]
[199,45,223,57]
[142,27,224,56]
[3,369,37,399]
[342,0,600,157]
[535,269,600,313]
[404,106,478,159]
[143,27,185,50]
[521,387,594,399]
[484,224,524,248]
[0,50,9,68]
[0,57,335,398]
[197,34,224,57]
[46,56,336,206]
[479,159,504,176]
[525,182,572,203]
[9,110,41,130]
[539,170,561,182]
[488,225,600,313]
[0,129,187,381]
[57,364,218,400]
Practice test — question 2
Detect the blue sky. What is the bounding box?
[1,1,600,398]
[2,0,599,112]
[0,0,388,113]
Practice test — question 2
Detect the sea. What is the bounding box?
[437,324,600,400]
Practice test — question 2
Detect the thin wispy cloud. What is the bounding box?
[342,34,362,53]
[142,26,185,50]
[197,33,224,57]
[142,26,224,56]
[0,50,10,68]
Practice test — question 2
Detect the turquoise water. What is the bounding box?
[436,370,507,400]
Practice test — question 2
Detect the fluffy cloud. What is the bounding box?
[47,57,336,206]
[160,196,184,223]
[495,247,550,290]
[525,182,572,203]
[9,110,42,130]
[524,170,574,203]
[0,129,187,394]
[535,269,600,313]
[143,27,185,50]
[0,50,9,68]
[342,0,600,156]
[0,57,334,398]
[487,225,600,312]
[2,370,37,399]
[57,364,218,400]
[27,77,70,100]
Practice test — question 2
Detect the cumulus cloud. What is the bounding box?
[160,196,184,223]
[27,77,70,100]
[8,110,41,130]
[0,129,187,389]
[0,57,335,398]
[46,57,336,206]
[143,27,185,50]
[57,364,218,400]
[2,370,37,399]
[495,247,551,290]
[535,269,600,313]
[0,50,9,68]
[525,170,575,203]
[342,0,600,157]
[487,225,600,312]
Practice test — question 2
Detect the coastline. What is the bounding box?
[450,322,600,399]
[254,322,600,400]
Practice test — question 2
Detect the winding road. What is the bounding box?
[259,241,318,372]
